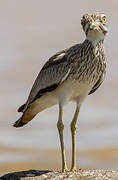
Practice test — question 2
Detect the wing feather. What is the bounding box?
[88,75,104,95]
[21,49,71,112]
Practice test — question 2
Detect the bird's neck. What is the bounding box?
[86,30,105,46]
[84,38,104,48]
[80,39,105,57]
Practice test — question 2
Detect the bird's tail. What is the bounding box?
[13,116,28,127]
[13,108,36,128]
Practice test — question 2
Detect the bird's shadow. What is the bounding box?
[0,169,51,180]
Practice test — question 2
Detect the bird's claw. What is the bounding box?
[71,167,77,172]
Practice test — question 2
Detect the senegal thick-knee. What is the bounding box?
[14,13,108,172]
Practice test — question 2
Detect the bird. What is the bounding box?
[13,13,108,172]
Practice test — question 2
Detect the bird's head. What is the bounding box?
[81,13,108,42]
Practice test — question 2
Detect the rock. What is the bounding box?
[1,169,118,180]
[0,170,51,180]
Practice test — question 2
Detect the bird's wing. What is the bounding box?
[19,49,71,112]
[88,75,104,95]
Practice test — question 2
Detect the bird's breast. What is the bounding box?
[71,47,106,85]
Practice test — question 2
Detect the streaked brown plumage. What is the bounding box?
[13,13,108,172]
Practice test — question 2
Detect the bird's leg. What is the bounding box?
[57,105,68,172]
[70,105,80,172]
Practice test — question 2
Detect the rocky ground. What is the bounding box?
[1,169,118,180]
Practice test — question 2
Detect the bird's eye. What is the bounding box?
[101,16,106,24]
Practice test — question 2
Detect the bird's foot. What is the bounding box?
[71,166,77,172]
[62,166,69,172]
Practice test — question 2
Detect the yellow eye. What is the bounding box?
[102,16,106,24]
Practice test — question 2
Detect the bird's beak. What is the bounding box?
[89,23,97,30]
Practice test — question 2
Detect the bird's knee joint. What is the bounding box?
[57,121,64,131]
[71,122,77,132]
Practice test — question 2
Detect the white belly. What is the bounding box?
[31,79,93,114]
[56,79,93,106]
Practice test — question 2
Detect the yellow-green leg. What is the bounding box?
[70,105,80,172]
[57,105,68,172]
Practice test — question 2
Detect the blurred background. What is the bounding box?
[0,0,118,175]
